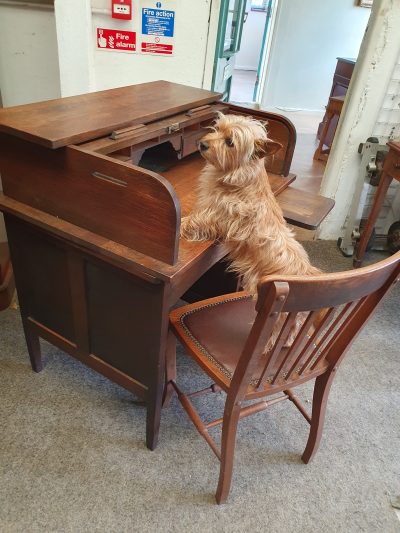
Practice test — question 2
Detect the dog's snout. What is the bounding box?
[199,141,209,152]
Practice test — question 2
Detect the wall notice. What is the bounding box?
[141,8,175,37]
[97,28,136,52]
[140,7,175,55]
[141,42,173,55]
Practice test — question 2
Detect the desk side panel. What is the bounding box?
[5,217,76,342]
[0,135,179,264]
[85,259,165,384]
[5,215,165,396]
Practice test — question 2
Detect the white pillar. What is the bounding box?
[54,0,96,97]
[202,0,221,90]
[318,0,400,239]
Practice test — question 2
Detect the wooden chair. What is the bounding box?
[165,252,400,503]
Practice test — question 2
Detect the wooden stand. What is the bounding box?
[317,57,355,143]
[314,95,345,161]
[0,81,334,449]
[354,141,400,267]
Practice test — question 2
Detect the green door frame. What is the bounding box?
[253,0,274,101]
[211,0,247,97]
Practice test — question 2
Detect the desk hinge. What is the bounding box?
[167,122,181,134]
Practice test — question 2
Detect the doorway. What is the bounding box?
[212,0,277,104]
[231,0,276,104]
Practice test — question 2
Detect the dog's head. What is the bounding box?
[198,113,282,174]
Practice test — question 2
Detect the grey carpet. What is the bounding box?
[1,242,399,532]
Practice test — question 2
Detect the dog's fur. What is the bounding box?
[181,113,322,348]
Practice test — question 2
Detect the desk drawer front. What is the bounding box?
[181,129,204,158]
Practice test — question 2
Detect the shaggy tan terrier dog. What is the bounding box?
[181,113,321,348]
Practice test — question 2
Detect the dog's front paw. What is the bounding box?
[180,216,200,241]
[181,217,193,241]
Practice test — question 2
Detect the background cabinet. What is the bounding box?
[317,57,356,147]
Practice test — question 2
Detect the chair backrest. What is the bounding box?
[231,252,400,399]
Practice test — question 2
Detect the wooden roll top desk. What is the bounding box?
[0,81,334,449]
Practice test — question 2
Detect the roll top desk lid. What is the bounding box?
[0,81,222,149]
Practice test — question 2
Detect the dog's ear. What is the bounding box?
[213,110,225,126]
[254,139,283,158]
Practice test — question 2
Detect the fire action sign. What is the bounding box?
[142,7,175,37]
[97,28,136,52]
[141,7,175,55]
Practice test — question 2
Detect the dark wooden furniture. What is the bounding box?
[0,81,334,450]
[317,57,355,149]
[354,141,400,267]
[167,252,400,503]
[314,95,345,161]
[0,242,14,310]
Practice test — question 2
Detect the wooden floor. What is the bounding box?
[291,133,326,194]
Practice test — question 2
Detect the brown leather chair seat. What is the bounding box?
[171,294,301,390]
[171,294,256,385]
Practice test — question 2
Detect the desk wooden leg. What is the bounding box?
[162,330,176,408]
[354,172,393,268]
[21,315,42,372]
[145,286,171,451]
[146,387,163,451]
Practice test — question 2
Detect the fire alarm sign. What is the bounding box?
[112,0,132,20]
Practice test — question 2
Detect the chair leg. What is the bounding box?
[313,111,333,161]
[301,372,334,464]
[162,329,176,408]
[21,316,42,373]
[215,403,241,504]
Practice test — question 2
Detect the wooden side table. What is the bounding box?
[314,95,345,161]
[354,140,400,267]
[317,57,355,141]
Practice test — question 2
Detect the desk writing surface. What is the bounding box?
[161,152,331,230]
[161,153,296,216]
[0,81,221,149]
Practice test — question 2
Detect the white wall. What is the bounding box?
[235,6,266,71]
[0,3,61,242]
[261,0,371,111]
[92,0,212,91]
[53,0,213,97]
[0,4,61,107]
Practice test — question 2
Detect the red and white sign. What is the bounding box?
[141,42,173,55]
[111,0,132,20]
[97,28,136,52]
